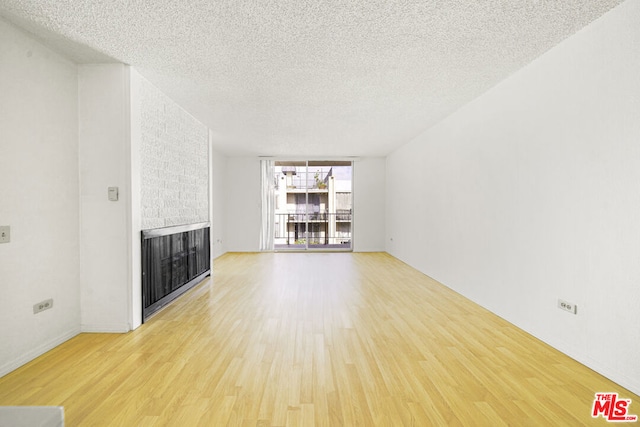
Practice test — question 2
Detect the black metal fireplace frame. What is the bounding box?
[141,222,211,322]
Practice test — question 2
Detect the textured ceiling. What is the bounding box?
[0,0,625,157]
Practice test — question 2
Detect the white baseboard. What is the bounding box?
[513,325,640,397]
[80,323,130,333]
[0,328,80,378]
[567,349,640,397]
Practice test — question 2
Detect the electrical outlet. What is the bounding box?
[557,299,577,314]
[0,226,10,243]
[108,186,119,201]
[33,298,54,314]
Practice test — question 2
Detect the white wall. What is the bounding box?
[353,158,386,251]
[129,68,143,329]
[211,136,228,259]
[225,157,261,252]
[78,64,132,332]
[0,18,81,375]
[386,0,640,395]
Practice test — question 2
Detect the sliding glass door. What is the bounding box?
[273,161,352,251]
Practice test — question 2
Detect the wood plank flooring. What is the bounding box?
[1,252,637,426]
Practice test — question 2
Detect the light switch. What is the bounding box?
[0,226,10,243]
[108,187,119,201]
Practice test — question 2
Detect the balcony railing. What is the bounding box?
[274,212,352,248]
[276,210,351,222]
[276,168,332,190]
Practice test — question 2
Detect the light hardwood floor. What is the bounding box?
[1,252,637,426]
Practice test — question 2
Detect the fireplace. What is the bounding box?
[141,222,210,321]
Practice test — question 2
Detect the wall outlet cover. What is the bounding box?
[33,298,54,314]
[0,226,10,243]
[557,299,577,314]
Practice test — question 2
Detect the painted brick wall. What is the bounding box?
[139,79,209,229]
